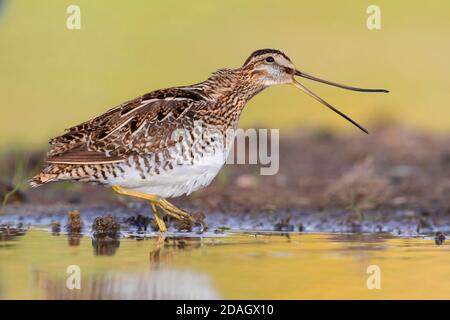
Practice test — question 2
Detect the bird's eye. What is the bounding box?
[265,56,275,63]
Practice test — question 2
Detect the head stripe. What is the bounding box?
[243,49,291,66]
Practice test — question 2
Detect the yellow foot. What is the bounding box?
[112,185,204,233]
[158,199,195,222]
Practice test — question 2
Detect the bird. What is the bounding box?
[30,48,388,232]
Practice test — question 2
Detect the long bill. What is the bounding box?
[293,79,369,134]
[295,70,389,93]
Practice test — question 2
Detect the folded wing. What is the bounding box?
[46,88,207,165]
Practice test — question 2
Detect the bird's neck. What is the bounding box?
[187,68,267,131]
[193,68,267,103]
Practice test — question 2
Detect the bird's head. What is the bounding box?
[242,49,296,86]
[241,48,389,133]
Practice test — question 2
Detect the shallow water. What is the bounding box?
[0,230,449,299]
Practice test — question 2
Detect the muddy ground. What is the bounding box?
[1,124,450,234]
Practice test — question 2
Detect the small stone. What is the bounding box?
[51,220,61,234]
[435,232,445,246]
[92,215,120,238]
[66,210,83,233]
[124,214,152,232]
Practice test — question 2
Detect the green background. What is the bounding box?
[1,0,449,148]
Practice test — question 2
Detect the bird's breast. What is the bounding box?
[108,128,235,198]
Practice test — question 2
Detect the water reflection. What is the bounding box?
[328,233,395,243]
[51,220,61,236]
[36,269,221,299]
[149,234,203,267]
[67,233,83,246]
[34,232,220,299]
[2,230,449,299]
[92,237,121,256]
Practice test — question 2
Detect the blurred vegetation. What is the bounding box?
[0,154,29,211]
[1,1,450,149]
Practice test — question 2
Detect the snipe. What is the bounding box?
[31,49,388,232]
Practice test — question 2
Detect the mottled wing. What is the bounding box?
[46,88,207,165]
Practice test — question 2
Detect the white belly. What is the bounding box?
[107,151,227,198]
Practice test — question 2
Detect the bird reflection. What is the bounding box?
[149,234,203,268]
[35,252,220,299]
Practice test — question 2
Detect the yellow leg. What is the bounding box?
[112,185,160,202]
[112,185,199,232]
[151,203,167,232]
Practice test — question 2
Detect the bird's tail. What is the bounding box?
[29,164,91,187]
[29,163,67,187]
[29,172,58,188]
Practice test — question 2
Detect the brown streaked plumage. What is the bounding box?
[31,48,388,232]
